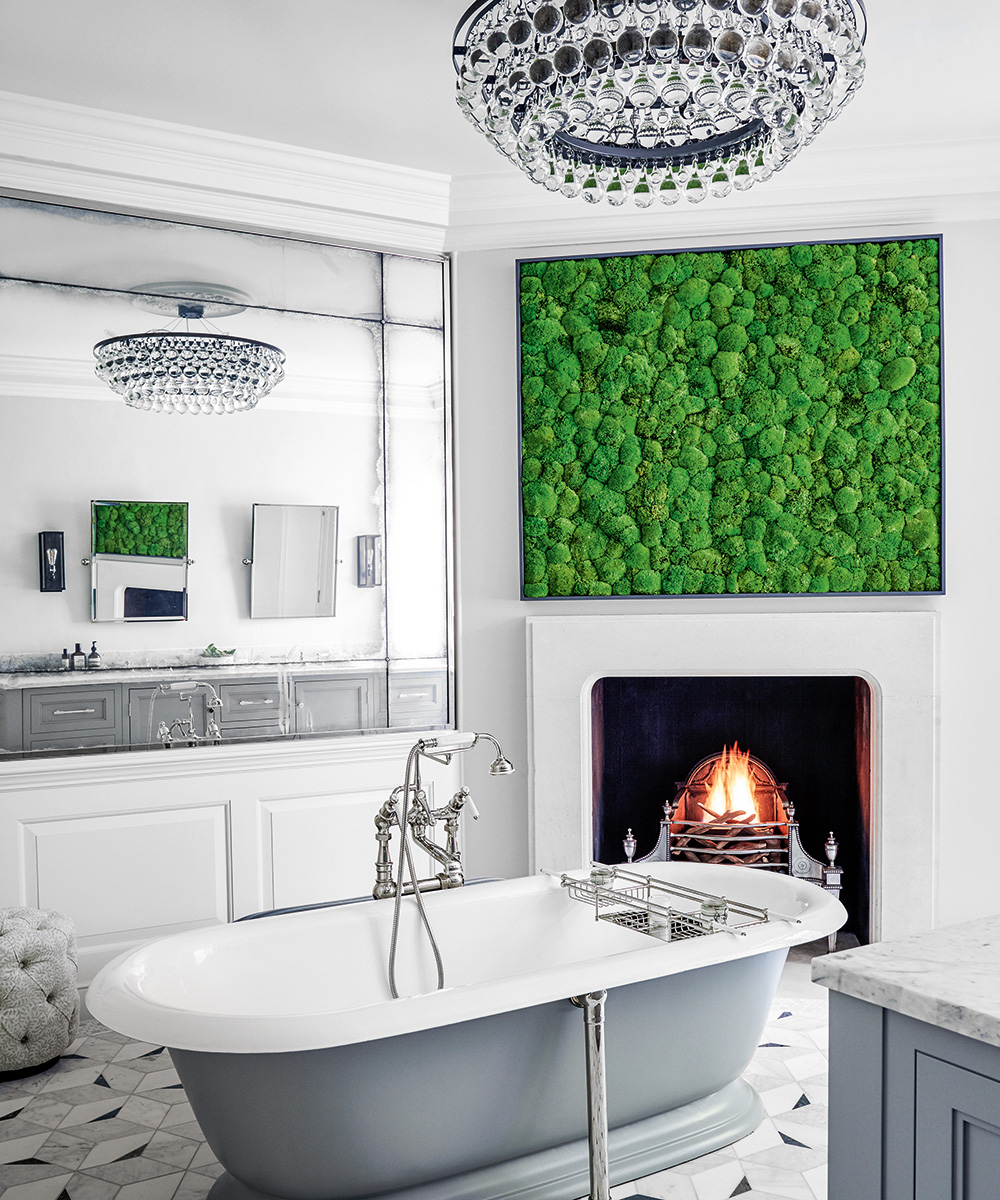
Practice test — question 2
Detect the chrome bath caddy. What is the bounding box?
[561,865,792,942]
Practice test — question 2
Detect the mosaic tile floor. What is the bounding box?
[0,993,829,1200]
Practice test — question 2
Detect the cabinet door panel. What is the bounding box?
[292,676,373,734]
[916,1054,1000,1200]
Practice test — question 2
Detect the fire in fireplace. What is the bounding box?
[622,743,843,949]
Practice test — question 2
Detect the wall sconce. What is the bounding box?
[357,535,382,588]
[38,531,65,592]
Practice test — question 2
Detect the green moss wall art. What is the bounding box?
[519,236,943,598]
[92,501,188,559]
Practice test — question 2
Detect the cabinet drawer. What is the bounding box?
[292,676,372,734]
[388,671,449,727]
[25,732,121,753]
[25,686,120,736]
[220,723,284,742]
[218,681,283,725]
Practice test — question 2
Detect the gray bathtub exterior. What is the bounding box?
[172,947,786,1200]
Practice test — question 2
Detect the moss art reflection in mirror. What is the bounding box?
[519,237,942,598]
[92,502,188,559]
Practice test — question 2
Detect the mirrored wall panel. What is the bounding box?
[0,197,453,755]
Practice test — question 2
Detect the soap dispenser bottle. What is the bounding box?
[70,643,86,670]
[87,642,101,670]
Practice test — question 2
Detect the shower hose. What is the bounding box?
[387,741,446,999]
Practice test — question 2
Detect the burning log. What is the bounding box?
[697,804,757,823]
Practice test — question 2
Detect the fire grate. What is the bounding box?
[624,749,842,903]
[561,865,791,943]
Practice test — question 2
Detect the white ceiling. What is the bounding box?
[1,0,996,183]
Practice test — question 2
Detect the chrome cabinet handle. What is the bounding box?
[238,698,274,706]
[397,692,431,700]
[53,707,97,715]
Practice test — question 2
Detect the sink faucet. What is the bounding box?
[373,732,514,900]
[150,680,223,748]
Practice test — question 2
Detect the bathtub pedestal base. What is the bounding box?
[207,1078,762,1200]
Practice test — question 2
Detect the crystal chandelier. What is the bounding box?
[453,0,866,206]
[93,285,286,414]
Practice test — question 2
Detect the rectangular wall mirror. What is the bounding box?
[91,501,189,622]
[0,195,454,753]
[250,504,339,618]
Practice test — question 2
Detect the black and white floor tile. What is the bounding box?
[0,996,829,1200]
[612,994,830,1200]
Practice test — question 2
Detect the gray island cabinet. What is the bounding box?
[813,916,1000,1199]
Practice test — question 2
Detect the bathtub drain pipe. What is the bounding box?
[571,990,611,1200]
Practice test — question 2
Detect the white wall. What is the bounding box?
[452,217,1000,929]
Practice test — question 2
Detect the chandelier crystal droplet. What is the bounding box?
[93,331,286,415]
[453,0,866,205]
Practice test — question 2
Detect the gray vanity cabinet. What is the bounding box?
[0,666,446,754]
[828,991,1000,1199]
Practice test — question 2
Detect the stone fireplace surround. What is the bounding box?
[527,611,938,943]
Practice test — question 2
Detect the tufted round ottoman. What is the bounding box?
[0,907,79,1079]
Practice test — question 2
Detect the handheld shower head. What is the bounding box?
[415,732,515,775]
[474,733,515,777]
[488,753,515,776]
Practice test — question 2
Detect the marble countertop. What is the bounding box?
[812,915,1000,1048]
[0,661,389,689]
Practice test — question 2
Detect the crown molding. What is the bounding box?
[445,137,1000,252]
[0,353,441,416]
[1,90,997,259]
[0,91,451,255]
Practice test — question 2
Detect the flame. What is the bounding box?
[700,743,759,823]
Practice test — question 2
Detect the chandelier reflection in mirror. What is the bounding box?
[453,0,866,206]
[93,284,286,414]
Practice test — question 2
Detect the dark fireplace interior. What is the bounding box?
[592,675,872,944]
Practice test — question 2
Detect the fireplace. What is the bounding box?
[592,675,865,939]
[527,612,938,943]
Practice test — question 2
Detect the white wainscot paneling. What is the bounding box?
[260,786,440,911]
[22,805,229,983]
[0,735,463,984]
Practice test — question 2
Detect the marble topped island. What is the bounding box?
[814,917,1000,1199]
[812,913,1000,1049]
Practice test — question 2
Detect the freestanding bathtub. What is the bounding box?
[88,862,844,1200]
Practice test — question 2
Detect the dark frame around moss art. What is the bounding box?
[518,235,943,599]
